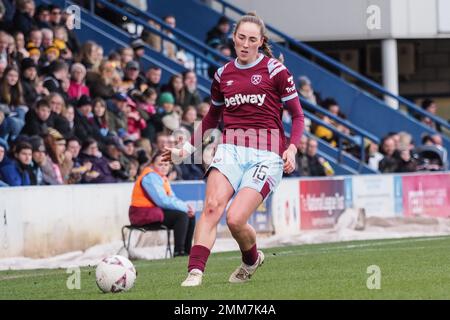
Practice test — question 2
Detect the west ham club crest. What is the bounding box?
[251,74,262,85]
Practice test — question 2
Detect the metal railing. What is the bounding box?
[107,0,231,65]
[89,0,224,77]
[212,0,450,133]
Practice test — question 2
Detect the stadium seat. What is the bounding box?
[121,224,173,259]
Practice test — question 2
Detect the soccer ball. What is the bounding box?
[95,255,137,293]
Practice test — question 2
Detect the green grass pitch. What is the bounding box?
[1,236,449,299]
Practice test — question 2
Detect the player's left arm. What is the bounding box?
[274,67,305,172]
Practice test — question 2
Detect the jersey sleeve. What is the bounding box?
[268,59,298,103]
[210,66,225,107]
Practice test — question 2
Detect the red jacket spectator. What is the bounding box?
[126,98,146,140]
[68,81,90,100]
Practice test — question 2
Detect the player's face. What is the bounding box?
[233,22,263,65]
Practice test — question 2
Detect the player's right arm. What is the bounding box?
[162,68,225,163]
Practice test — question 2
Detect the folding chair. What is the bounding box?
[121,223,173,258]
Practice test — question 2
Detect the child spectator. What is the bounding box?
[68,62,90,100]
[0,140,32,186]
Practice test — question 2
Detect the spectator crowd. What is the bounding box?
[0,1,448,188]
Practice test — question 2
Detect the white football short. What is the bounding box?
[207,144,284,201]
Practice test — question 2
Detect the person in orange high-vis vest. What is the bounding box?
[129,152,195,256]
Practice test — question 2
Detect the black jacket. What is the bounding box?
[21,110,71,138]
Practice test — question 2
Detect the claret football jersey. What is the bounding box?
[210,53,299,155]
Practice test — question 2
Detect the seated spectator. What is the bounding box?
[205,16,231,50]
[43,59,68,96]
[65,136,91,184]
[106,93,129,136]
[154,92,181,134]
[26,43,41,66]
[62,104,75,137]
[161,14,194,68]
[397,131,414,151]
[85,60,117,99]
[197,102,210,120]
[49,4,63,27]
[41,28,53,50]
[131,38,146,73]
[0,140,7,187]
[48,93,71,137]
[128,151,196,256]
[124,97,146,140]
[35,4,51,29]
[62,12,81,55]
[27,28,42,51]
[44,128,74,184]
[180,106,197,135]
[0,140,32,186]
[0,69,28,142]
[53,34,73,64]
[419,98,441,132]
[208,44,232,78]
[79,41,102,71]
[123,138,137,162]
[289,135,308,176]
[74,95,108,145]
[298,75,321,106]
[144,65,162,94]
[127,158,139,182]
[78,138,118,184]
[154,132,169,154]
[420,134,448,170]
[313,114,336,147]
[378,136,398,173]
[13,31,30,60]
[68,63,90,101]
[161,74,184,107]
[431,134,447,159]
[28,135,46,185]
[1,64,28,119]
[118,46,133,75]
[365,141,383,171]
[122,60,142,93]
[13,0,35,35]
[92,97,115,138]
[395,146,417,173]
[20,98,64,137]
[104,140,130,182]
[181,71,201,109]
[297,137,332,176]
[21,57,49,107]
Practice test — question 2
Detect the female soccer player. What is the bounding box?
[162,12,304,286]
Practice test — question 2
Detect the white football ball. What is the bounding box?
[95,255,137,293]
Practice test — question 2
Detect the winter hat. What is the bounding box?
[21,58,37,71]
[76,95,92,108]
[158,92,175,105]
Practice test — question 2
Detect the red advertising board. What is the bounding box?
[299,179,345,229]
[402,174,450,218]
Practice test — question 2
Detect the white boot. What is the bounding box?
[181,268,203,287]
[229,250,265,283]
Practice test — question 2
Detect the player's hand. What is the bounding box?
[161,147,189,164]
[282,144,297,174]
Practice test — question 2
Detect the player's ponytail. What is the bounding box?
[234,12,284,63]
